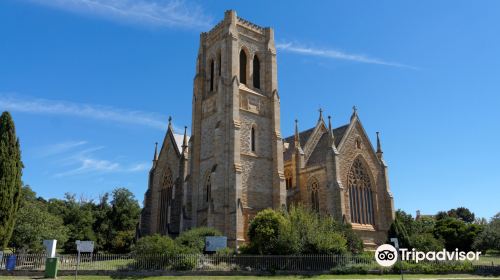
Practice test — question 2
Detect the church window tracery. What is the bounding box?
[158,167,173,234]
[348,157,375,225]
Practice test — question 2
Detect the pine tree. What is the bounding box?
[0,112,23,249]
[388,217,411,249]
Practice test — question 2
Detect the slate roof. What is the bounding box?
[173,133,190,153]
[283,124,349,162]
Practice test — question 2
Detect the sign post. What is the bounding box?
[205,236,227,253]
[75,241,94,280]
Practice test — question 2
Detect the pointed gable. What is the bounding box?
[158,126,182,160]
[337,115,380,164]
[283,124,349,162]
[306,125,349,166]
[302,121,328,162]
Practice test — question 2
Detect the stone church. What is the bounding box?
[139,10,395,249]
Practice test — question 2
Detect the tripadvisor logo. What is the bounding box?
[375,244,482,267]
[375,244,398,267]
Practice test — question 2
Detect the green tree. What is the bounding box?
[388,214,411,249]
[436,207,476,224]
[410,233,444,252]
[448,207,475,223]
[108,188,141,253]
[473,212,500,252]
[9,186,68,253]
[396,210,415,233]
[413,216,436,234]
[435,211,449,221]
[0,112,23,249]
[92,193,112,252]
[434,217,482,251]
[61,193,96,253]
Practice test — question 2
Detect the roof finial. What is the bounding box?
[351,105,358,121]
[376,131,383,156]
[329,115,335,143]
[182,126,188,151]
[294,119,302,151]
[168,116,174,132]
[328,115,333,134]
[318,107,324,122]
[153,142,158,161]
[294,119,300,143]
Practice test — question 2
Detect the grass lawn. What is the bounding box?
[2,275,500,280]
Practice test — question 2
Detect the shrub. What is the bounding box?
[245,205,349,255]
[215,247,235,256]
[132,234,197,270]
[331,263,373,274]
[132,234,176,269]
[333,222,364,254]
[392,261,474,274]
[133,234,177,255]
[306,220,347,254]
[410,233,445,252]
[284,205,348,254]
[247,209,290,255]
[175,227,222,253]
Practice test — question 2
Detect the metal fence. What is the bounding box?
[0,253,499,272]
[0,253,373,272]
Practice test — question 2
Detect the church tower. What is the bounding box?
[189,10,286,247]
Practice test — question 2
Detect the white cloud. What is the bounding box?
[128,162,150,172]
[51,142,150,177]
[276,42,418,70]
[27,0,212,30]
[0,94,170,130]
[38,140,88,157]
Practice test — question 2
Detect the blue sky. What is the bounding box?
[1,0,499,219]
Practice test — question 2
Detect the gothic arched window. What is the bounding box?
[205,172,212,203]
[239,50,247,85]
[210,59,215,91]
[310,180,320,212]
[251,125,256,152]
[348,157,375,225]
[158,167,173,234]
[253,55,260,89]
[285,169,293,190]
